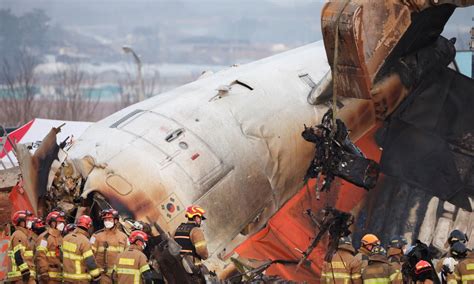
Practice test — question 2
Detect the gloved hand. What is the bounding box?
[442,257,457,274]
[91,274,102,284]
[21,269,30,282]
[39,273,49,283]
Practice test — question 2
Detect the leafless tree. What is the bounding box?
[53,63,101,121]
[116,65,159,109]
[0,51,38,127]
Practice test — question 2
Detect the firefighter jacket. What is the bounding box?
[91,225,128,279]
[113,244,153,284]
[361,254,399,284]
[35,227,63,281]
[355,247,371,271]
[173,221,209,262]
[387,250,403,284]
[62,227,101,283]
[7,226,35,281]
[454,252,474,284]
[320,244,362,284]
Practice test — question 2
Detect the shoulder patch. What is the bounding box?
[40,239,48,247]
[90,236,96,244]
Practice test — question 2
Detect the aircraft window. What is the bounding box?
[110,109,144,128]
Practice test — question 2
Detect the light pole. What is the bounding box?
[122,45,145,102]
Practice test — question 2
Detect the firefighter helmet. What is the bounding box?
[76,215,93,230]
[448,229,468,246]
[338,235,352,246]
[64,223,76,234]
[129,230,149,245]
[415,260,432,275]
[32,217,46,234]
[100,208,119,220]
[46,211,66,224]
[450,242,468,259]
[11,210,33,226]
[185,205,206,220]
[371,245,387,256]
[389,236,408,249]
[361,234,380,246]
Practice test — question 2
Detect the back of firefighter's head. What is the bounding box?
[185,205,206,226]
[388,235,408,255]
[370,245,387,257]
[414,260,433,282]
[100,208,119,229]
[338,235,354,251]
[32,217,46,235]
[76,215,93,233]
[448,229,468,247]
[46,210,66,232]
[129,230,148,250]
[450,242,468,260]
[11,210,34,228]
[361,234,380,252]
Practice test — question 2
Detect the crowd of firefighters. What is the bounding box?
[6,205,208,284]
[322,230,474,284]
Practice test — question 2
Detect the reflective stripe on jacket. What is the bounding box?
[321,246,362,284]
[113,244,151,284]
[63,227,100,282]
[7,227,34,280]
[35,227,63,280]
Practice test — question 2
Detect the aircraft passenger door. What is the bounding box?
[115,110,230,193]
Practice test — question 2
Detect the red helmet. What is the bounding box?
[11,210,33,226]
[415,260,432,275]
[100,208,119,220]
[32,218,46,230]
[129,230,148,245]
[76,215,93,230]
[185,205,206,220]
[64,223,76,235]
[46,211,66,224]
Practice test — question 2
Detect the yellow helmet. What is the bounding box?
[185,205,206,220]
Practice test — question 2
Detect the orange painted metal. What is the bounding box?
[235,124,382,283]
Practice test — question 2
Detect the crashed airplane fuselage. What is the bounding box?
[65,41,379,261]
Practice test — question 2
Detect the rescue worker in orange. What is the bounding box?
[387,236,407,284]
[113,230,153,284]
[91,208,128,284]
[361,246,399,284]
[7,210,36,283]
[36,210,66,283]
[62,215,101,283]
[356,234,380,270]
[320,235,362,284]
[453,245,474,284]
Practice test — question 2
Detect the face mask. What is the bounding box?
[26,221,33,229]
[104,221,114,229]
[56,222,65,232]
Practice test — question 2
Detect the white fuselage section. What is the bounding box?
[69,41,376,258]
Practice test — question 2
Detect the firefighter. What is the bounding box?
[173,205,209,283]
[453,246,474,284]
[387,236,407,284]
[113,230,153,284]
[414,260,435,284]
[62,215,101,283]
[91,208,128,284]
[361,246,398,284]
[320,235,362,284]
[36,210,66,283]
[437,242,467,284]
[356,234,380,270]
[7,210,36,283]
[31,217,47,237]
